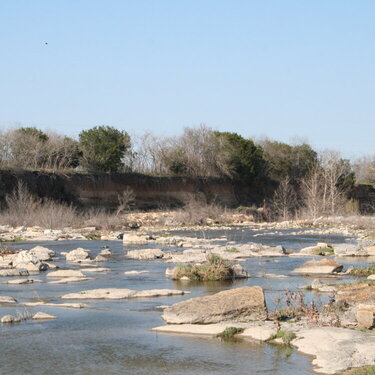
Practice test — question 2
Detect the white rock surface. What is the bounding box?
[1,314,20,324]
[65,248,91,262]
[0,296,17,304]
[32,312,57,320]
[293,327,375,374]
[47,270,86,278]
[61,288,188,300]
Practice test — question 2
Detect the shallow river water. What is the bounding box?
[0,228,372,375]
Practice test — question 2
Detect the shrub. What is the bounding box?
[216,327,244,341]
[268,329,296,345]
[225,247,239,253]
[174,254,234,281]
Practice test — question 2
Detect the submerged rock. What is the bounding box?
[61,288,189,300]
[24,302,89,309]
[124,270,150,275]
[162,286,267,324]
[292,258,343,275]
[47,270,86,278]
[80,267,110,273]
[32,312,57,320]
[48,277,93,284]
[93,255,107,262]
[6,278,42,285]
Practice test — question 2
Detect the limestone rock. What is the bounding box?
[122,233,149,245]
[0,269,29,277]
[32,312,57,320]
[365,246,375,256]
[336,284,375,305]
[99,249,112,256]
[334,244,366,257]
[29,246,55,261]
[126,248,165,260]
[12,250,47,272]
[94,255,107,262]
[61,288,188,300]
[48,277,93,284]
[6,278,41,285]
[311,279,337,293]
[162,286,267,324]
[124,270,149,275]
[1,314,21,324]
[368,275,375,281]
[293,327,375,374]
[80,267,110,273]
[356,304,375,329]
[47,270,86,278]
[231,264,250,279]
[0,296,17,304]
[65,248,91,262]
[292,258,343,274]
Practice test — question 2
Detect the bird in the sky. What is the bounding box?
[45,42,48,45]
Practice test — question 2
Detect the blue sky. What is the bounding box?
[0,1,374,158]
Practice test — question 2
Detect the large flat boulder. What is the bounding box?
[334,244,367,257]
[126,249,165,260]
[292,258,343,274]
[162,286,267,324]
[0,269,29,277]
[336,284,375,305]
[293,327,375,374]
[47,270,86,278]
[123,234,149,245]
[61,288,188,300]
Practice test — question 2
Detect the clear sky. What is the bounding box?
[0,0,374,158]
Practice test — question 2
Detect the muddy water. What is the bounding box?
[0,228,370,375]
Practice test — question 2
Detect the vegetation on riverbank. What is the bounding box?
[350,266,375,277]
[337,366,375,375]
[216,327,244,341]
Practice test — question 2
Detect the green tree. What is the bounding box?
[215,132,265,184]
[261,140,317,182]
[79,126,131,172]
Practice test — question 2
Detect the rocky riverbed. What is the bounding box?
[0,226,375,374]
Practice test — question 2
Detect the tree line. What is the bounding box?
[0,124,373,218]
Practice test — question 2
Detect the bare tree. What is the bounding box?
[271,177,297,220]
[116,187,135,216]
[301,164,324,219]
